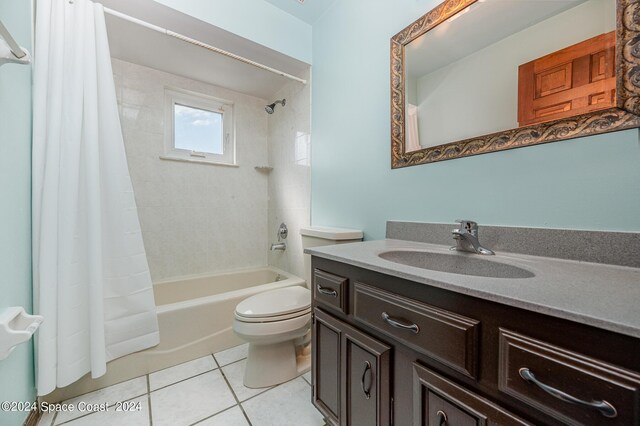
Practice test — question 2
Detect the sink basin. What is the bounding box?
[378,250,535,279]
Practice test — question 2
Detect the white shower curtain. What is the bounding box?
[32,0,159,395]
[406,103,421,152]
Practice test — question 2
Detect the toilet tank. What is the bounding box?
[300,226,363,289]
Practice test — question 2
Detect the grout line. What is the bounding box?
[151,355,222,377]
[188,404,240,426]
[237,403,253,426]
[212,344,249,368]
[148,368,215,394]
[302,373,312,386]
[148,354,221,393]
[217,362,253,426]
[147,375,153,426]
[51,350,245,426]
[233,373,309,406]
[210,354,219,369]
[186,354,224,426]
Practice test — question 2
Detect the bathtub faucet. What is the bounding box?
[270,242,286,251]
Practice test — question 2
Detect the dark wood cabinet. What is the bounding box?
[314,268,348,314]
[313,308,342,424]
[498,329,640,425]
[312,308,391,426]
[413,363,530,425]
[310,260,640,426]
[353,281,480,379]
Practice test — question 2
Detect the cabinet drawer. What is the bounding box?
[414,363,530,425]
[498,329,640,425]
[353,282,480,378]
[313,269,348,314]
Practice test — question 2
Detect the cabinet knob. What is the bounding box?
[436,410,447,426]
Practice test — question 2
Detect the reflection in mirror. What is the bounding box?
[404,0,616,151]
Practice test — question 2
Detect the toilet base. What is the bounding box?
[243,341,310,389]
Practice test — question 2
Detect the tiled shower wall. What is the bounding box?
[267,71,312,280]
[113,59,269,281]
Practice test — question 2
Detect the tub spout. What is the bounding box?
[270,242,286,251]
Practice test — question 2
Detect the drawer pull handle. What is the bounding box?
[436,410,448,426]
[316,285,337,297]
[381,312,420,334]
[361,361,372,400]
[518,368,617,418]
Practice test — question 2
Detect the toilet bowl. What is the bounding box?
[232,286,311,388]
[233,226,363,388]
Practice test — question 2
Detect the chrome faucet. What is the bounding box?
[451,219,494,255]
[270,242,286,251]
[270,223,288,251]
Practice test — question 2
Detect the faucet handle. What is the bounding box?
[454,219,478,234]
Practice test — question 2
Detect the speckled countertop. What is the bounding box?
[306,239,640,339]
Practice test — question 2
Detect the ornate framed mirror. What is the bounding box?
[391,0,640,168]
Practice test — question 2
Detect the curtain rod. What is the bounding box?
[103,7,307,85]
[0,19,29,62]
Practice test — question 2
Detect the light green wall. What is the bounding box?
[311,0,640,240]
[0,0,35,424]
[155,0,312,64]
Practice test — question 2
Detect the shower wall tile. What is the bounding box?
[267,69,311,281]
[113,59,269,281]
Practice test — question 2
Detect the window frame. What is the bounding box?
[162,87,236,166]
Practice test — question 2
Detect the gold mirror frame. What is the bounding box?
[391,0,640,168]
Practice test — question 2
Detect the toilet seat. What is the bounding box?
[234,286,310,323]
[235,307,311,323]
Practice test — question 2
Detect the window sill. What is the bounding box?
[159,155,239,168]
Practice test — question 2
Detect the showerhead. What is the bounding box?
[265,99,286,114]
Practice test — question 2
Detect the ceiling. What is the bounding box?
[406,0,591,78]
[262,0,337,24]
[98,0,310,99]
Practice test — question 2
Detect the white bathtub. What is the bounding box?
[44,267,306,402]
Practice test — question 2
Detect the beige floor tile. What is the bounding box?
[214,344,248,367]
[221,359,271,402]
[242,377,323,426]
[149,355,216,391]
[150,370,235,426]
[195,406,249,425]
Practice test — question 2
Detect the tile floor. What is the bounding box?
[37,344,324,426]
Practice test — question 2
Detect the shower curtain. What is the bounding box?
[406,103,421,152]
[32,0,159,395]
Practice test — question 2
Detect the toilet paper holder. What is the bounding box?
[0,307,43,361]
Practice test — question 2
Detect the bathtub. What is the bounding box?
[44,267,306,402]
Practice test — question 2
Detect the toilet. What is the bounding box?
[233,226,363,388]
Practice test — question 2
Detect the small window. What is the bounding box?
[163,88,235,165]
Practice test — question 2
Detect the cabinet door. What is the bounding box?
[313,308,392,426]
[343,322,392,426]
[313,309,343,425]
[413,363,531,426]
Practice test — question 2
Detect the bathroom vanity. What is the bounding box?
[307,224,640,426]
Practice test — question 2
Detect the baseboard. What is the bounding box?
[23,406,41,426]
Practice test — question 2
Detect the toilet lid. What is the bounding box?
[235,286,311,319]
